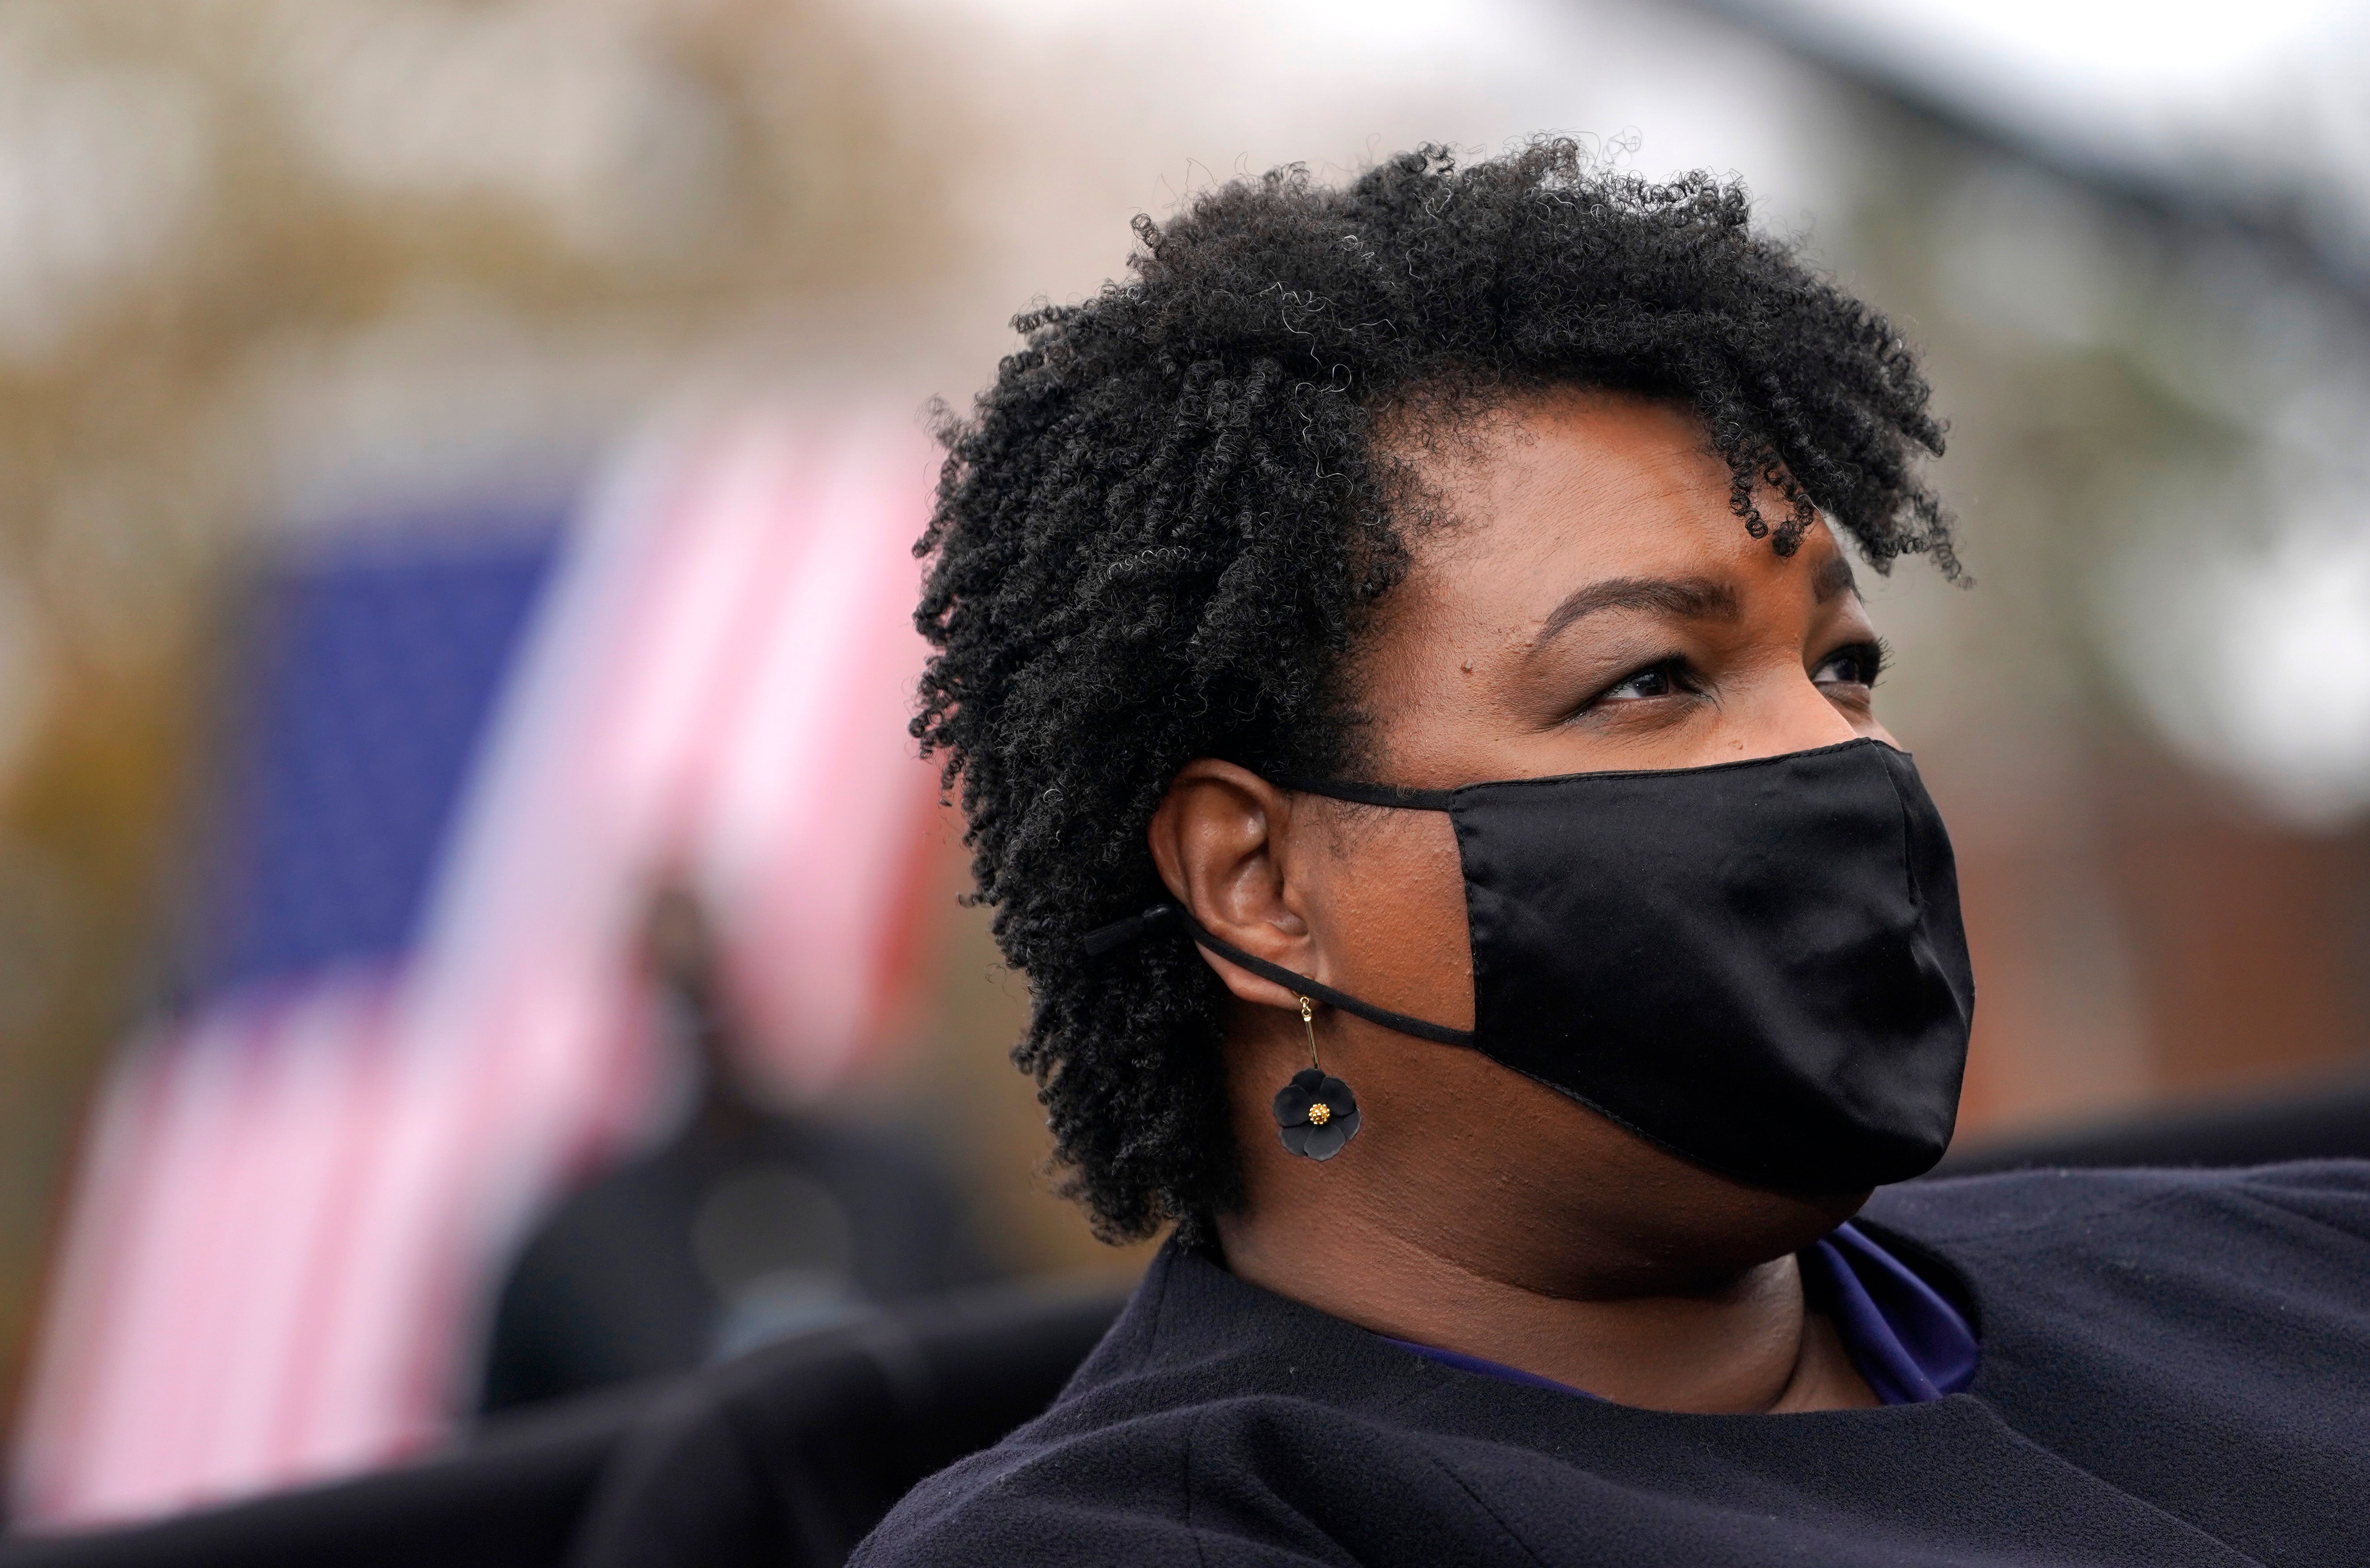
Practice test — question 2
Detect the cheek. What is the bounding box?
[1311,809,1476,1030]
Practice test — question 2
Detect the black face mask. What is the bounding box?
[1090,738,1974,1194]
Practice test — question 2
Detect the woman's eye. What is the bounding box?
[1813,642,1886,691]
[1592,659,1689,704]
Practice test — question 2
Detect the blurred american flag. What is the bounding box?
[7,405,947,1529]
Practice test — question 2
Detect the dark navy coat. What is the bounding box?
[855,1163,2370,1567]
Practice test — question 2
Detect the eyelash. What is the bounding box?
[1817,638,1890,689]
[1580,655,1700,712]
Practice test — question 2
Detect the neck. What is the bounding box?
[1210,1000,1876,1412]
[1215,1203,1875,1413]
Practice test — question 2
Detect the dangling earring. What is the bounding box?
[1272,995,1360,1161]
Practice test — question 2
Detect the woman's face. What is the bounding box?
[1162,386,1898,1291]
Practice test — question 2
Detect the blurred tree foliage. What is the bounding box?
[0,0,963,1429]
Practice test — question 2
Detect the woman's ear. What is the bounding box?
[1147,759,1312,1013]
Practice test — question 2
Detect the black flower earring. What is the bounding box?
[1272,996,1360,1161]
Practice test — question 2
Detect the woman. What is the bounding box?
[857,143,2370,1565]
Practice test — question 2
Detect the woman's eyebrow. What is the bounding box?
[1813,553,1860,604]
[1534,575,1739,647]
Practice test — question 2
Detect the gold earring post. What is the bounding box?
[1299,995,1319,1069]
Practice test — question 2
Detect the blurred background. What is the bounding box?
[0,0,2364,1534]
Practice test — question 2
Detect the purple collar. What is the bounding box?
[1383,1221,1978,1407]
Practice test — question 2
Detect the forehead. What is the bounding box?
[1384,388,1844,622]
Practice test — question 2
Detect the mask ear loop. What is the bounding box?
[1273,994,1360,1162]
[1076,903,1377,1160]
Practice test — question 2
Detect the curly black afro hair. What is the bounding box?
[914,139,1957,1243]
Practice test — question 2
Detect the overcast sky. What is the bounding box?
[1737,0,2368,235]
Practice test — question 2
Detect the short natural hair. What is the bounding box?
[914,139,1955,1242]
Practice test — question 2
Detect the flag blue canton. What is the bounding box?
[190,522,563,997]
